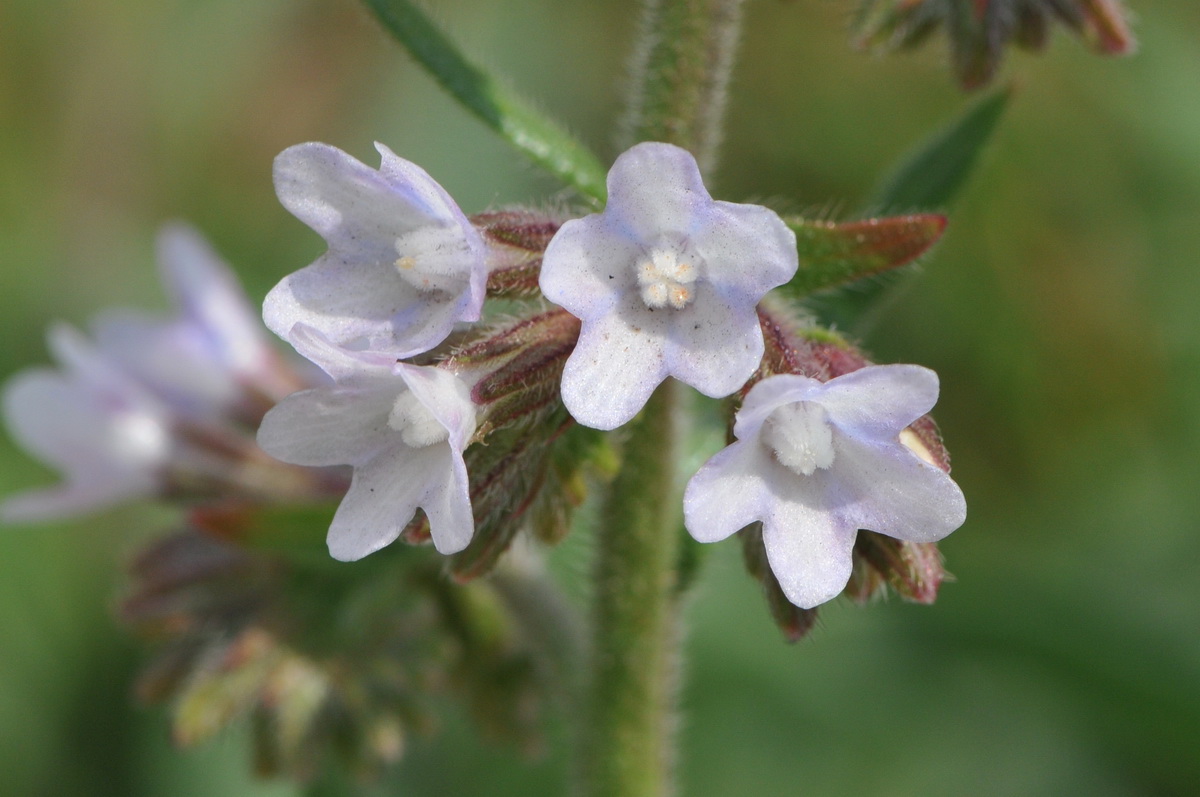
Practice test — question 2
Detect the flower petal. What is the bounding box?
[815,364,940,441]
[759,485,859,610]
[157,223,271,377]
[418,448,474,554]
[256,386,395,468]
[666,284,764,398]
[731,373,822,441]
[538,215,638,319]
[286,324,399,386]
[693,200,798,297]
[559,298,669,430]
[1,369,166,521]
[605,142,710,239]
[830,433,966,543]
[683,438,774,543]
[267,142,485,354]
[325,444,446,561]
[1,482,148,524]
[91,311,239,414]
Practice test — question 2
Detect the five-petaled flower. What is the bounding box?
[538,141,798,430]
[264,142,487,357]
[1,324,172,522]
[257,323,477,559]
[683,365,966,609]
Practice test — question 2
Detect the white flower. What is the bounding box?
[538,141,798,430]
[264,142,487,357]
[91,224,294,417]
[1,325,172,522]
[256,324,477,559]
[683,365,967,609]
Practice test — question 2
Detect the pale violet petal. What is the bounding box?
[395,364,476,451]
[559,300,670,431]
[1,481,151,524]
[731,373,822,441]
[268,142,485,354]
[325,444,446,561]
[683,438,774,543]
[605,143,710,240]
[665,284,763,399]
[815,364,940,442]
[418,448,474,554]
[157,223,271,376]
[692,200,798,296]
[286,324,399,386]
[91,311,239,413]
[538,215,638,320]
[256,386,395,468]
[759,484,859,610]
[830,433,967,543]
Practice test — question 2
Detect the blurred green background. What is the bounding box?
[2,1,1198,794]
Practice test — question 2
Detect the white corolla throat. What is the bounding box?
[393,226,472,294]
[388,390,449,448]
[762,400,836,476]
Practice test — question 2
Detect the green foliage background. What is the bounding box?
[1,1,1197,794]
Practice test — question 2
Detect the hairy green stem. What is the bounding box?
[576,2,748,795]
[620,0,748,172]
[580,381,683,797]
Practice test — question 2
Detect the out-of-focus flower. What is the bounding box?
[92,224,298,419]
[264,142,487,356]
[257,324,477,559]
[1,325,172,521]
[853,0,1136,90]
[539,142,797,430]
[683,365,966,609]
[1,226,339,522]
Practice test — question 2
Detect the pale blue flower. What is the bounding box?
[1,325,171,522]
[264,142,487,357]
[257,324,477,558]
[684,365,967,609]
[539,142,798,430]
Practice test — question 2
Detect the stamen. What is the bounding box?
[635,248,699,310]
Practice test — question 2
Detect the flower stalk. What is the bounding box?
[580,381,683,797]
[621,0,748,172]
[579,1,748,794]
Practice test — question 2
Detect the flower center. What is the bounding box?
[110,412,170,467]
[636,248,698,310]
[762,401,836,476]
[387,391,449,448]
[393,225,472,294]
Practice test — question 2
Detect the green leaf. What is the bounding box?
[779,214,948,298]
[363,0,608,203]
[870,86,1011,211]
[812,87,1011,328]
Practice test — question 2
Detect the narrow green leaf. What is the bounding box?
[363,0,608,202]
[811,88,1011,328]
[779,214,947,298]
[870,86,1011,211]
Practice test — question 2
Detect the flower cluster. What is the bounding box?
[2,138,967,616]
[252,139,966,610]
[1,225,331,522]
[854,0,1136,89]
